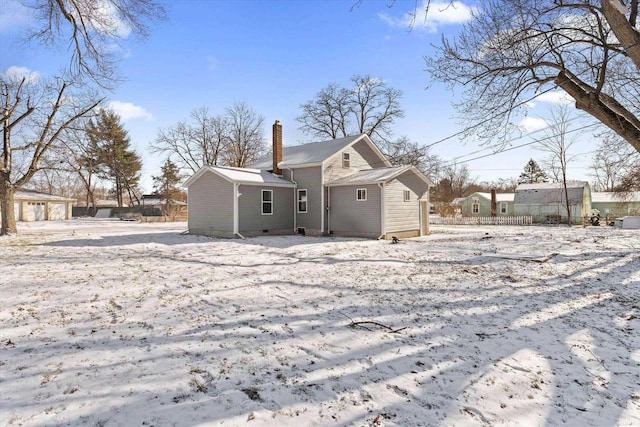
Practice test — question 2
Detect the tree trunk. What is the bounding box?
[555,71,640,152]
[601,0,640,72]
[0,175,18,235]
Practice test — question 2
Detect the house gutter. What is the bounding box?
[377,182,386,240]
[233,183,245,239]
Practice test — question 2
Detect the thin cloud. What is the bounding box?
[379,0,477,33]
[518,117,549,133]
[535,90,573,105]
[107,101,154,121]
[0,0,34,33]
[3,66,40,83]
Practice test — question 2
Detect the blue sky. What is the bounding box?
[0,0,595,192]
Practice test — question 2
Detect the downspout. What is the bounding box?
[377,182,386,240]
[327,185,331,235]
[286,168,297,233]
[320,165,325,235]
[233,183,245,239]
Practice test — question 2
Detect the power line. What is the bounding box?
[451,116,581,163]
[447,121,599,166]
[424,86,559,148]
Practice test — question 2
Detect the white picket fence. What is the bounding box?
[430,215,533,226]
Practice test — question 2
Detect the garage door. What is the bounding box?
[49,203,67,220]
[26,202,46,221]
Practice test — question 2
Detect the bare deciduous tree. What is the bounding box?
[424,0,640,152]
[153,103,266,172]
[297,74,404,143]
[589,133,640,191]
[152,107,230,175]
[537,105,581,225]
[381,135,442,178]
[1,74,102,234]
[22,0,166,87]
[223,102,267,167]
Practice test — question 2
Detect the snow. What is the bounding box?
[1,219,639,426]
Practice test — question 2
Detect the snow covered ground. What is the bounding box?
[1,219,638,426]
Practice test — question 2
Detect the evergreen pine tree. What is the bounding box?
[87,110,142,206]
[518,159,548,184]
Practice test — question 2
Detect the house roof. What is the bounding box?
[592,191,640,203]
[514,181,589,205]
[327,165,433,187]
[468,192,515,202]
[450,197,466,207]
[516,181,588,191]
[183,165,296,188]
[249,134,391,169]
[15,189,75,202]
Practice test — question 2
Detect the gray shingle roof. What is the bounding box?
[328,165,433,187]
[183,165,295,187]
[514,181,588,205]
[249,135,366,169]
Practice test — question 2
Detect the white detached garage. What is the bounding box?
[6,189,75,222]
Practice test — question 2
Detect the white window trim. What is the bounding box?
[500,202,507,214]
[342,152,350,168]
[472,202,479,214]
[403,190,411,202]
[297,189,308,213]
[357,188,367,201]
[261,189,273,215]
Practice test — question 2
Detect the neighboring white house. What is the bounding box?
[513,181,591,224]
[184,121,433,239]
[0,189,75,222]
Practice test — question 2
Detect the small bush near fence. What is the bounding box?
[430,216,533,226]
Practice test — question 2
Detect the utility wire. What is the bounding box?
[446,121,599,166]
[450,116,581,162]
[424,86,559,148]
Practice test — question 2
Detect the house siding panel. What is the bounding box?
[292,166,323,233]
[323,140,384,183]
[188,171,234,236]
[329,184,381,237]
[385,178,420,233]
[238,186,293,234]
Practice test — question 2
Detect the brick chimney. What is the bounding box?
[272,120,282,175]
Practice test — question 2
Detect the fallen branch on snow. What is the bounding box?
[339,312,407,333]
[482,253,559,263]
